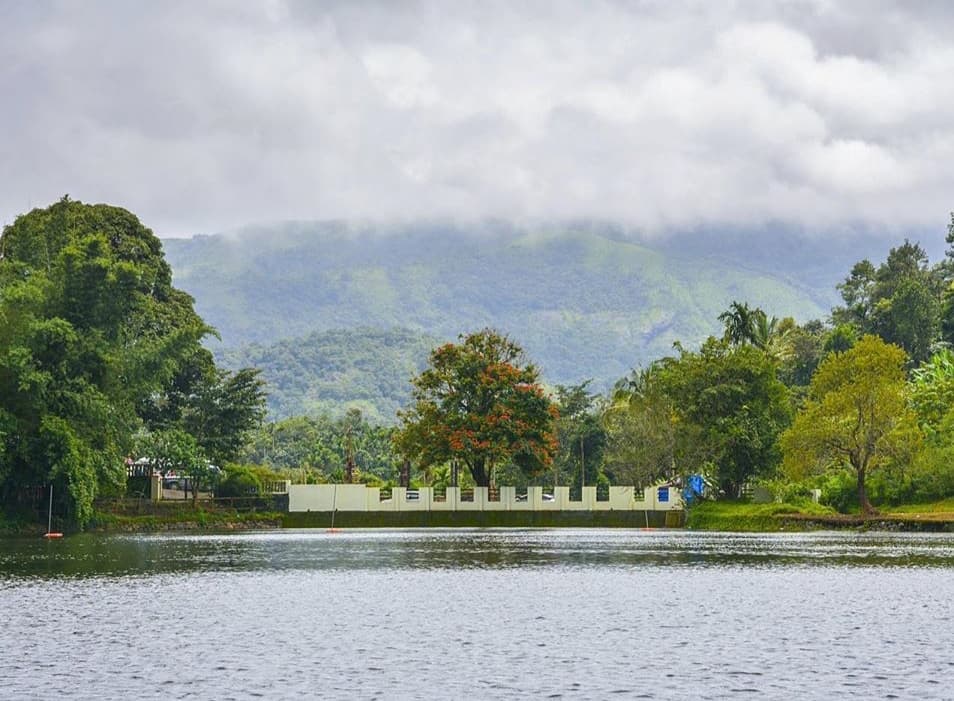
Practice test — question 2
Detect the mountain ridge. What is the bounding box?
[162,221,929,418]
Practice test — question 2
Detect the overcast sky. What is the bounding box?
[2,0,954,237]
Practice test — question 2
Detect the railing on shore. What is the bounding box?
[262,480,288,495]
[287,484,682,513]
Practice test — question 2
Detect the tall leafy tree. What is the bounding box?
[779,319,827,389]
[180,367,267,467]
[780,336,921,514]
[0,199,267,526]
[653,339,791,497]
[718,301,758,346]
[833,240,943,364]
[552,381,605,489]
[833,260,877,330]
[602,366,685,487]
[394,329,558,487]
[0,199,210,525]
[871,276,939,364]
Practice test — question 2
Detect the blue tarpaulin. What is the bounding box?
[683,474,705,504]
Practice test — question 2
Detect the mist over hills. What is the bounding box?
[163,221,928,420]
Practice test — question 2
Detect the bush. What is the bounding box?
[818,470,858,512]
[819,467,921,512]
[908,443,954,502]
[755,476,815,504]
[217,466,264,498]
[358,472,385,488]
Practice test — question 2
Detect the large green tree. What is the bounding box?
[394,329,558,488]
[652,339,792,497]
[780,336,921,514]
[778,319,827,389]
[602,366,685,488]
[0,198,263,526]
[551,381,605,489]
[833,240,943,364]
[0,199,210,524]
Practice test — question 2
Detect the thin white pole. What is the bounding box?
[330,483,338,530]
[47,484,53,534]
[580,436,585,489]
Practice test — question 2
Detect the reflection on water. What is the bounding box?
[5,529,954,579]
[2,530,954,699]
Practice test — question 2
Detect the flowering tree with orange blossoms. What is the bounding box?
[394,329,558,487]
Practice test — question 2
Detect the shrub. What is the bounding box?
[908,442,954,502]
[217,466,264,498]
[818,470,858,512]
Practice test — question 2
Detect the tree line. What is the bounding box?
[4,199,954,526]
[389,218,954,514]
[219,215,954,516]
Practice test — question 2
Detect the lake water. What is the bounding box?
[2,529,954,699]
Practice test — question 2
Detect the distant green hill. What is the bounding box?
[163,221,905,418]
[218,328,436,423]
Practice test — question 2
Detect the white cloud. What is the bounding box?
[2,0,954,236]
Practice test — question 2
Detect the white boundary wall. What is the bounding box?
[287,484,683,513]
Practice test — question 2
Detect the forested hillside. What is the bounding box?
[164,222,920,417]
[218,328,436,422]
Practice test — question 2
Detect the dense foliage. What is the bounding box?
[241,411,400,484]
[6,198,954,523]
[780,337,920,513]
[218,327,435,422]
[0,199,265,526]
[395,330,558,487]
[224,213,954,514]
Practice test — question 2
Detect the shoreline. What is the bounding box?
[6,503,954,535]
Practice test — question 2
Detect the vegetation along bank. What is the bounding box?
[3,199,954,532]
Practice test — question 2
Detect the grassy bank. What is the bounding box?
[88,507,283,533]
[686,499,954,531]
[0,501,283,535]
[883,497,954,515]
[89,497,285,532]
[685,500,836,531]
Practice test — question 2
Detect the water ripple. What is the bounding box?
[2,530,953,698]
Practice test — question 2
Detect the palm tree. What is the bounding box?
[719,301,794,362]
[718,301,757,345]
[751,313,795,362]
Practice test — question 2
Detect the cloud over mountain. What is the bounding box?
[3,1,954,236]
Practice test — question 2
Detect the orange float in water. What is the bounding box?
[43,532,64,539]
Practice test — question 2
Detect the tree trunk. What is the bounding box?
[857,468,878,515]
[345,456,355,484]
[470,458,490,487]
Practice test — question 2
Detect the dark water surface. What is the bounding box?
[2,529,954,699]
